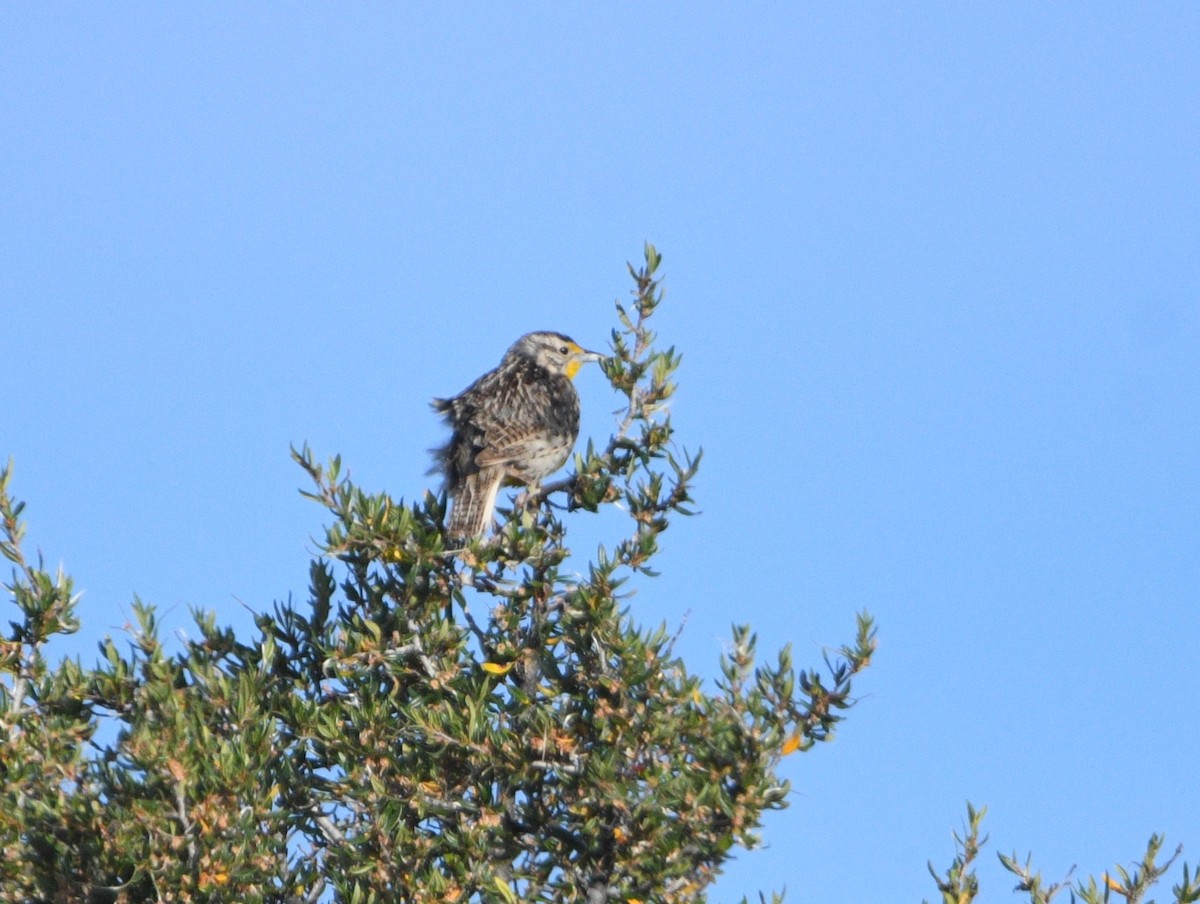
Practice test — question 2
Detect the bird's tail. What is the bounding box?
[447,467,503,539]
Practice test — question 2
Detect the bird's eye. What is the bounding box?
[559,346,569,354]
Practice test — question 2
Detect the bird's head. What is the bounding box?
[510,331,604,379]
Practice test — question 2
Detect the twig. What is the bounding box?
[173,776,198,867]
[314,813,345,846]
[403,619,441,679]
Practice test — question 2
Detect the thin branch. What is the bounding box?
[314,814,346,846]
[403,618,441,679]
[173,775,198,867]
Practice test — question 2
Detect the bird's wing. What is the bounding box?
[475,370,564,466]
[475,435,542,469]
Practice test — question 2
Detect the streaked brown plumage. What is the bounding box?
[432,331,603,539]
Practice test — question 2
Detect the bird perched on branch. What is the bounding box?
[432,331,604,539]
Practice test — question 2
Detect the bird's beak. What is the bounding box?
[565,346,605,380]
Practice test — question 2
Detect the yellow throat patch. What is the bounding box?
[564,342,585,380]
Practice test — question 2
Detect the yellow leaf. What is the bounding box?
[1105,874,1124,893]
[781,732,803,756]
[492,877,519,904]
[481,661,515,676]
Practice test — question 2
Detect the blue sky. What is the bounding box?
[4,4,1198,901]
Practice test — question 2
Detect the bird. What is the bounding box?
[432,331,604,539]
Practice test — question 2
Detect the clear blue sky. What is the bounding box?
[4,5,1198,901]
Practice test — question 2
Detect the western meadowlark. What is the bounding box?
[432,331,604,539]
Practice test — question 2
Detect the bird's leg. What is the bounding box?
[513,481,542,515]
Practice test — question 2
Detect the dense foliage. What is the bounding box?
[1,247,1190,903]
